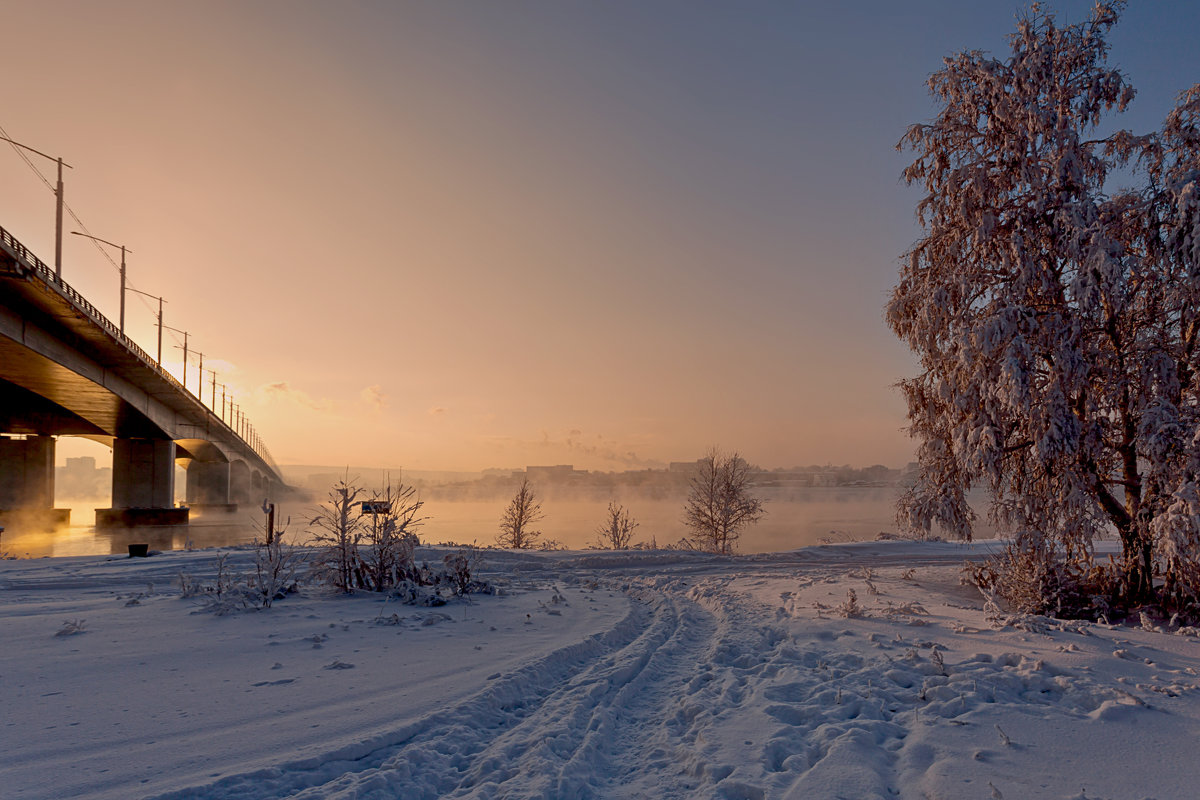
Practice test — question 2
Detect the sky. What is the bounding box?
[2,1,1196,473]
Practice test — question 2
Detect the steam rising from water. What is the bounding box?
[4,487,997,559]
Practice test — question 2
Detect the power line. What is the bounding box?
[0,121,122,276]
[1,122,266,460]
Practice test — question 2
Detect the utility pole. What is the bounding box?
[70,232,130,331]
[168,329,188,386]
[55,157,63,278]
[126,287,165,363]
[0,135,71,279]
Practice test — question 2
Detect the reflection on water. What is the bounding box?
[1,508,267,559]
[1,487,998,559]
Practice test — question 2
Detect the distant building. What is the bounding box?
[56,456,111,498]
[524,465,585,482]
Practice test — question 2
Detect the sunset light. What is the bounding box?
[3,3,1199,798]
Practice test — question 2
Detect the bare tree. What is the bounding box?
[594,501,639,549]
[308,476,365,593]
[887,2,1200,614]
[684,448,765,554]
[496,478,544,549]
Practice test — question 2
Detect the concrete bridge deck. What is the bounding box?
[0,223,283,528]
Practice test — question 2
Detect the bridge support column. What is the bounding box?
[0,435,70,528]
[97,438,188,528]
[185,460,237,513]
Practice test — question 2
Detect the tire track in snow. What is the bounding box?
[559,582,720,799]
[147,592,647,800]
[291,581,719,799]
[149,581,721,800]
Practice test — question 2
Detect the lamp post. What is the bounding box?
[70,231,130,331]
[125,286,166,363]
[0,135,71,279]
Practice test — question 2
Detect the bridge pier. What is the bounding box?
[96,438,188,528]
[184,460,237,513]
[0,434,70,528]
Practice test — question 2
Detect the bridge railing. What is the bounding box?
[0,223,280,475]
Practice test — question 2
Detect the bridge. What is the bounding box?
[0,223,283,528]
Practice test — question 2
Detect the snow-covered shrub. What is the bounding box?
[180,553,248,615]
[836,589,863,618]
[178,570,203,598]
[178,546,301,615]
[965,540,1121,621]
[357,478,425,592]
[441,548,481,597]
[389,579,446,607]
[248,532,303,609]
[309,475,429,594]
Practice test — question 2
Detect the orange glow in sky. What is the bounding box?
[2,1,1193,471]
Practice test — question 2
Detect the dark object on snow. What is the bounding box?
[128,543,149,558]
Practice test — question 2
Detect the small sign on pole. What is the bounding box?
[361,501,390,515]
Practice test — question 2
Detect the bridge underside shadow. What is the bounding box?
[0,372,268,529]
[1,233,282,533]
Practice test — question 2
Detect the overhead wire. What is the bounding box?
[1,121,127,279]
[1,121,165,323]
[2,121,259,451]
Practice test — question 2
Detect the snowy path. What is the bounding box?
[150,580,727,799]
[8,541,1200,799]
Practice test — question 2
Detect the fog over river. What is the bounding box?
[3,487,1004,559]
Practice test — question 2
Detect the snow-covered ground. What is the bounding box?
[3,541,1198,799]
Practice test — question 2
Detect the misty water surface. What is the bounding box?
[3,487,1000,559]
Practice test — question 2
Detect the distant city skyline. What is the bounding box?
[5,1,1197,472]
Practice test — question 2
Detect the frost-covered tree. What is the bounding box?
[308,477,365,593]
[888,1,1200,610]
[594,501,640,550]
[683,448,765,555]
[496,478,544,549]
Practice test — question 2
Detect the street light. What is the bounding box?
[70,231,130,331]
[125,286,166,363]
[0,135,71,279]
